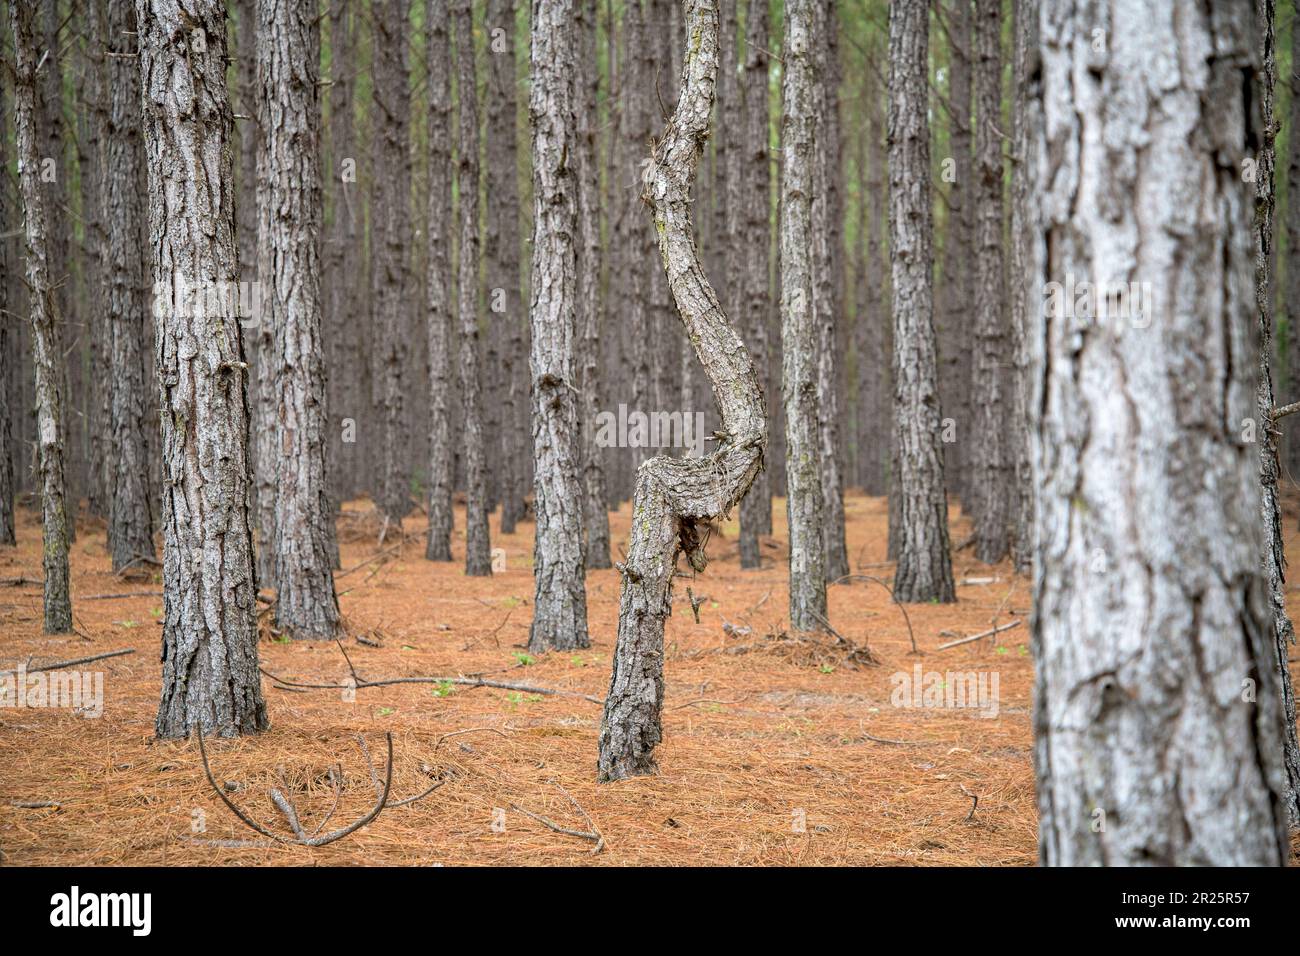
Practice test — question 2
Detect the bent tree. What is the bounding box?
[1032,0,1288,864]
[11,0,72,633]
[137,0,268,738]
[597,0,766,782]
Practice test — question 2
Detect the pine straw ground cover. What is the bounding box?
[3,491,1298,866]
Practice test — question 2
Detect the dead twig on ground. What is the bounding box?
[511,781,604,853]
[828,573,918,654]
[5,648,136,673]
[936,620,1021,651]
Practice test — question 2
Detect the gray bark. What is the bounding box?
[83,4,111,523]
[528,0,590,651]
[136,0,267,738]
[781,0,828,630]
[372,0,413,524]
[812,0,848,583]
[577,0,611,570]
[969,0,1008,564]
[737,0,772,569]
[597,0,766,781]
[1287,0,1300,477]
[425,0,455,562]
[0,11,14,548]
[1007,0,1034,575]
[256,0,342,640]
[454,0,492,576]
[888,0,956,604]
[11,0,72,632]
[1032,0,1289,864]
[486,0,527,535]
[105,0,156,573]
[1253,0,1300,826]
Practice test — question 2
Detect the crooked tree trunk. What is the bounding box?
[528,0,590,652]
[372,0,413,526]
[737,0,772,569]
[453,0,492,577]
[11,0,71,632]
[425,0,455,562]
[1032,0,1289,864]
[577,0,611,571]
[888,0,955,604]
[486,0,527,535]
[1253,0,1300,826]
[969,0,1008,565]
[598,0,767,782]
[137,0,267,739]
[256,0,341,641]
[781,0,827,631]
[105,1,156,573]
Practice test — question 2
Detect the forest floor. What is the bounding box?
[4,490,1299,866]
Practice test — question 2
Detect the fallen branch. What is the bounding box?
[510,782,604,854]
[259,667,603,705]
[79,591,163,601]
[936,619,1022,651]
[7,648,136,673]
[828,573,918,654]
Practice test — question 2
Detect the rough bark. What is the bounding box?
[938,0,973,506]
[969,0,1008,564]
[888,0,956,604]
[83,4,111,523]
[527,0,590,651]
[1032,0,1289,864]
[737,0,772,569]
[371,0,413,524]
[255,0,341,640]
[812,0,849,582]
[1288,0,1300,478]
[424,0,455,562]
[780,0,828,630]
[454,0,492,577]
[0,13,14,548]
[1007,0,1034,575]
[597,0,766,781]
[137,0,268,739]
[486,0,526,535]
[1253,0,1300,826]
[577,0,611,571]
[11,0,71,632]
[105,1,156,573]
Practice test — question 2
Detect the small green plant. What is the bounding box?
[819,664,835,674]
[514,652,535,666]
[377,707,395,716]
[432,681,455,698]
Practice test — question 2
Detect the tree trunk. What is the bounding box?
[11,0,71,631]
[372,0,413,526]
[425,0,455,562]
[597,0,766,781]
[887,0,955,603]
[485,0,526,535]
[737,0,772,570]
[1252,0,1300,826]
[780,0,828,630]
[454,0,493,577]
[0,6,15,548]
[577,0,611,571]
[256,0,342,641]
[105,0,156,573]
[969,0,1008,564]
[527,0,590,651]
[82,4,111,524]
[1032,0,1289,864]
[1287,0,1300,483]
[938,0,973,507]
[136,0,268,738]
[812,0,849,583]
[1006,0,1034,575]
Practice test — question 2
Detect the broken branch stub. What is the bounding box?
[597,0,767,783]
